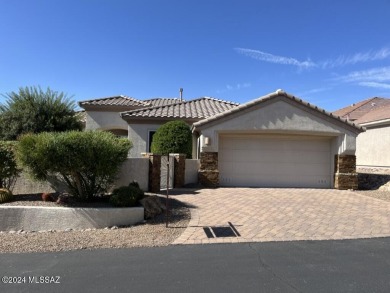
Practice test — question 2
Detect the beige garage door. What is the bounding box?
[219,135,331,188]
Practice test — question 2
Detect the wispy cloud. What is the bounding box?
[234,48,316,69]
[336,66,390,83]
[235,47,390,71]
[216,82,251,94]
[297,87,331,97]
[358,82,390,89]
[226,83,251,91]
[335,66,390,89]
[320,48,390,68]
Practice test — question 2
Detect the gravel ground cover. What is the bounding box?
[356,168,390,201]
[355,190,390,202]
[0,193,190,253]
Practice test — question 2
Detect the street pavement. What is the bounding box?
[1,237,390,292]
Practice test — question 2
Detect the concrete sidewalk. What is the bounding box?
[171,188,390,245]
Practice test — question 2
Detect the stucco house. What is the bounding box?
[333,97,390,169]
[79,95,181,137]
[80,90,364,190]
[79,95,239,158]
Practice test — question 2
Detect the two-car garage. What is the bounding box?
[218,135,332,188]
[194,90,364,190]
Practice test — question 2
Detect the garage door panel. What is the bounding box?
[219,135,331,188]
[223,162,329,177]
[220,174,330,188]
[222,151,329,165]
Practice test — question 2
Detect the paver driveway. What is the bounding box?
[171,188,390,245]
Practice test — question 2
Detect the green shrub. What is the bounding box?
[0,86,82,140]
[0,141,21,190]
[128,180,140,190]
[109,185,144,207]
[151,120,192,158]
[0,188,14,203]
[17,131,132,201]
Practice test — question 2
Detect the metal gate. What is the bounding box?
[160,154,174,190]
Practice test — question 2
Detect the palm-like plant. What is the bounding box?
[0,86,82,140]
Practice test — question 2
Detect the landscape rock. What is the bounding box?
[140,196,166,219]
[56,193,73,205]
[42,193,55,202]
[379,181,390,192]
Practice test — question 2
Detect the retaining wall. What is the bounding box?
[0,206,144,231]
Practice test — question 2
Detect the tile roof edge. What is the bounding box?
[120,101,184,117]
[144,97,183,101]
[192,90,364,132]
[78,95,148,106]
[359,118,390,127]
[198,96,240,105]
[120,96,240,117]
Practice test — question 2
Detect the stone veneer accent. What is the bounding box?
[198,152,219,187]
[334,155,358,190]
[173,154,186,188]
[142,153,161,192]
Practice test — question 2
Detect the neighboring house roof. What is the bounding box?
[192,90,364,132]
[333,97,390,124]
[121,97,239,121]
[356,105,390,124]
[79,95,149,108]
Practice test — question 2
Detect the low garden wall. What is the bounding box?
[113,158,149,191]
[12,158,150,195]
[185,159,200,185]
[0,206,144,231]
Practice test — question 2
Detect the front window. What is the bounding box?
[148,130,156,152]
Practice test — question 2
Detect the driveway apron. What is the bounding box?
[171,188,390,245]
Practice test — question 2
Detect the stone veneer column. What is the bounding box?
[198,152,219,187]
[142,153,161,192]
[334,155,358,190]
[173,154,186,188]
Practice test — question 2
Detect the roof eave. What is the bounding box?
[359,118,390,128]
[192,90,364,133]
[121,115,200,124]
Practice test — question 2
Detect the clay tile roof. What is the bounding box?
[79,95,149,108]
[332,98,375,118]
[121,97,239,120]
[144,98,184,107]
[75,110,86,123]
[192,90,364,132]
[354,104,390,124]
[333,97,390,122]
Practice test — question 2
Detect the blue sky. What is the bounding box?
[1,0,390,111]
